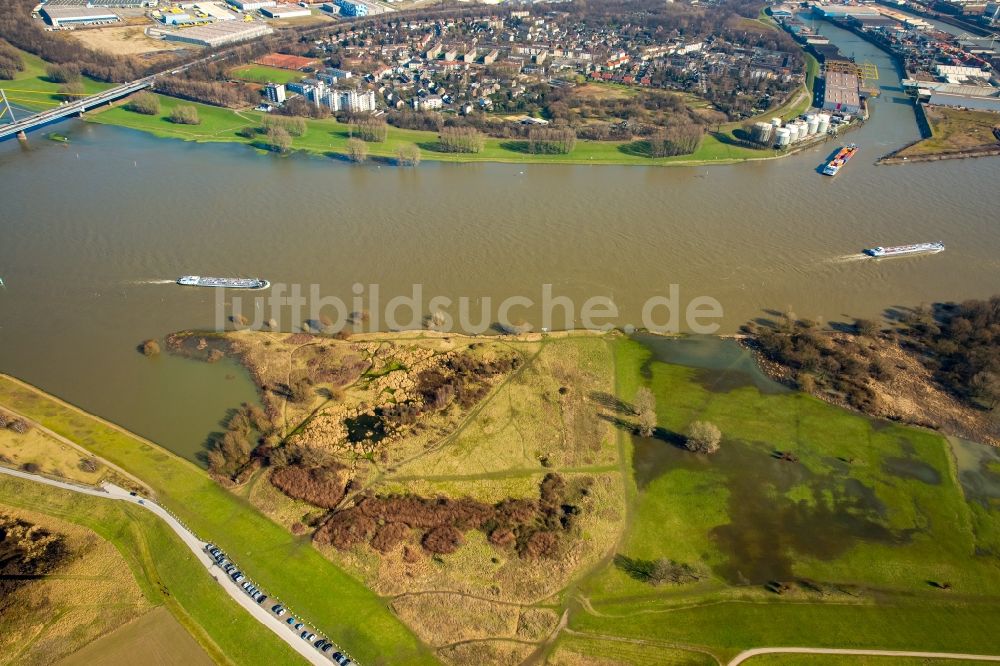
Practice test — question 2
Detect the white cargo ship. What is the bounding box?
[863,242,945,258]
[176,276,270,289]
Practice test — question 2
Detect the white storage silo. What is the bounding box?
[770,117,782,127]
[775,127,791,147]
[751,121,773,145]
[806,115,820,135]
[816,113,831,134]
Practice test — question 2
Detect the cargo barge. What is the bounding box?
[822,144,858,176]
[176,276,270,290]
[863,242,945,258]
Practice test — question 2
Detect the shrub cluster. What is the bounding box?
[350,116,387,142]
[206,402,270,479]
[262,114,306,137]
[126,92,160,116]
[527,127,576,155]
[648,122,703,157]
[900,297,1000,410]
[270,463,348,509]
[169,104,200,125]
[313,473,586,559]
[437,126,485,154]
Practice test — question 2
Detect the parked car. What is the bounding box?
[321,644,333,653]
[286,617,296,625]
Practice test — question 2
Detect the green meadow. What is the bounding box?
[564,337,1000,663]
[230,64,307,86]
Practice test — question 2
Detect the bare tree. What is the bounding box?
[346,137,368,163]
[634,387,657,437]
[396,143,421,166]
[685,421,721,454]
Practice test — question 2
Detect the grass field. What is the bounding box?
[897,105,1000,157]
[548,633,716,665]
[56,606,213,666]
[0,374,437,665]
[0,477,298,666]
[564,335,1000,664]
[0,504,154,666]
[0,424,107,484]
[230,64,306,86]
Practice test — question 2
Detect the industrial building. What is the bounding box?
[264,82,286,105]
[42,0,152,6]
[193,2,237,20]
[927,92,1000,111]
[822,70,861,114]
[163,20,273,47]
[41,6,121,28]
[330,0,389,16]
[225,0,276,10]
[261,5,311,18]
[333,0,367,16]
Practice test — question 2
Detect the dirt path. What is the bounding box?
[728,647,1000,665]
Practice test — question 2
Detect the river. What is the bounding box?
[1,20,998,462]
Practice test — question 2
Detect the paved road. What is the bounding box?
[729,647,1000,665]
[0,465,329,666]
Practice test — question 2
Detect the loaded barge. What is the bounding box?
[863,242,945,258]
[822,144,858,176]
[177,276,270,290]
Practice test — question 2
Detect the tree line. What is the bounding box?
[0,40,24,80]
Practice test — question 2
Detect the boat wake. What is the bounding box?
[128,279,177,285]
[824,254,867,264]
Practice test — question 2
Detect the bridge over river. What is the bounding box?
[0,77,156,142]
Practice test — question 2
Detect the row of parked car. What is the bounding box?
[203,543,356,665]
[206,544,268,604]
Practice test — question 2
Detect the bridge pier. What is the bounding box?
[16,130,27,142]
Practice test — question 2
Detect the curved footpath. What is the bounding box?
[728,647,1000,665]
[0,464,330,666]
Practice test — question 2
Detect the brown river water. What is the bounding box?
[1,21,998,461]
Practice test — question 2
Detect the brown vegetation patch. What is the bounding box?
[255,52,317,70]
[0,512,68,605]
[371,522,410,553]
[745,296,1000,445]
[314,473,585,558]
[422,525,464,554]
[270,463,349,510]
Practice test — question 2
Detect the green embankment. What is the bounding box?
[1,49,111,113]
[565,338,1000,663]
[88,95,772,166]
[0,474,303,666]
[0,375,437,666]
